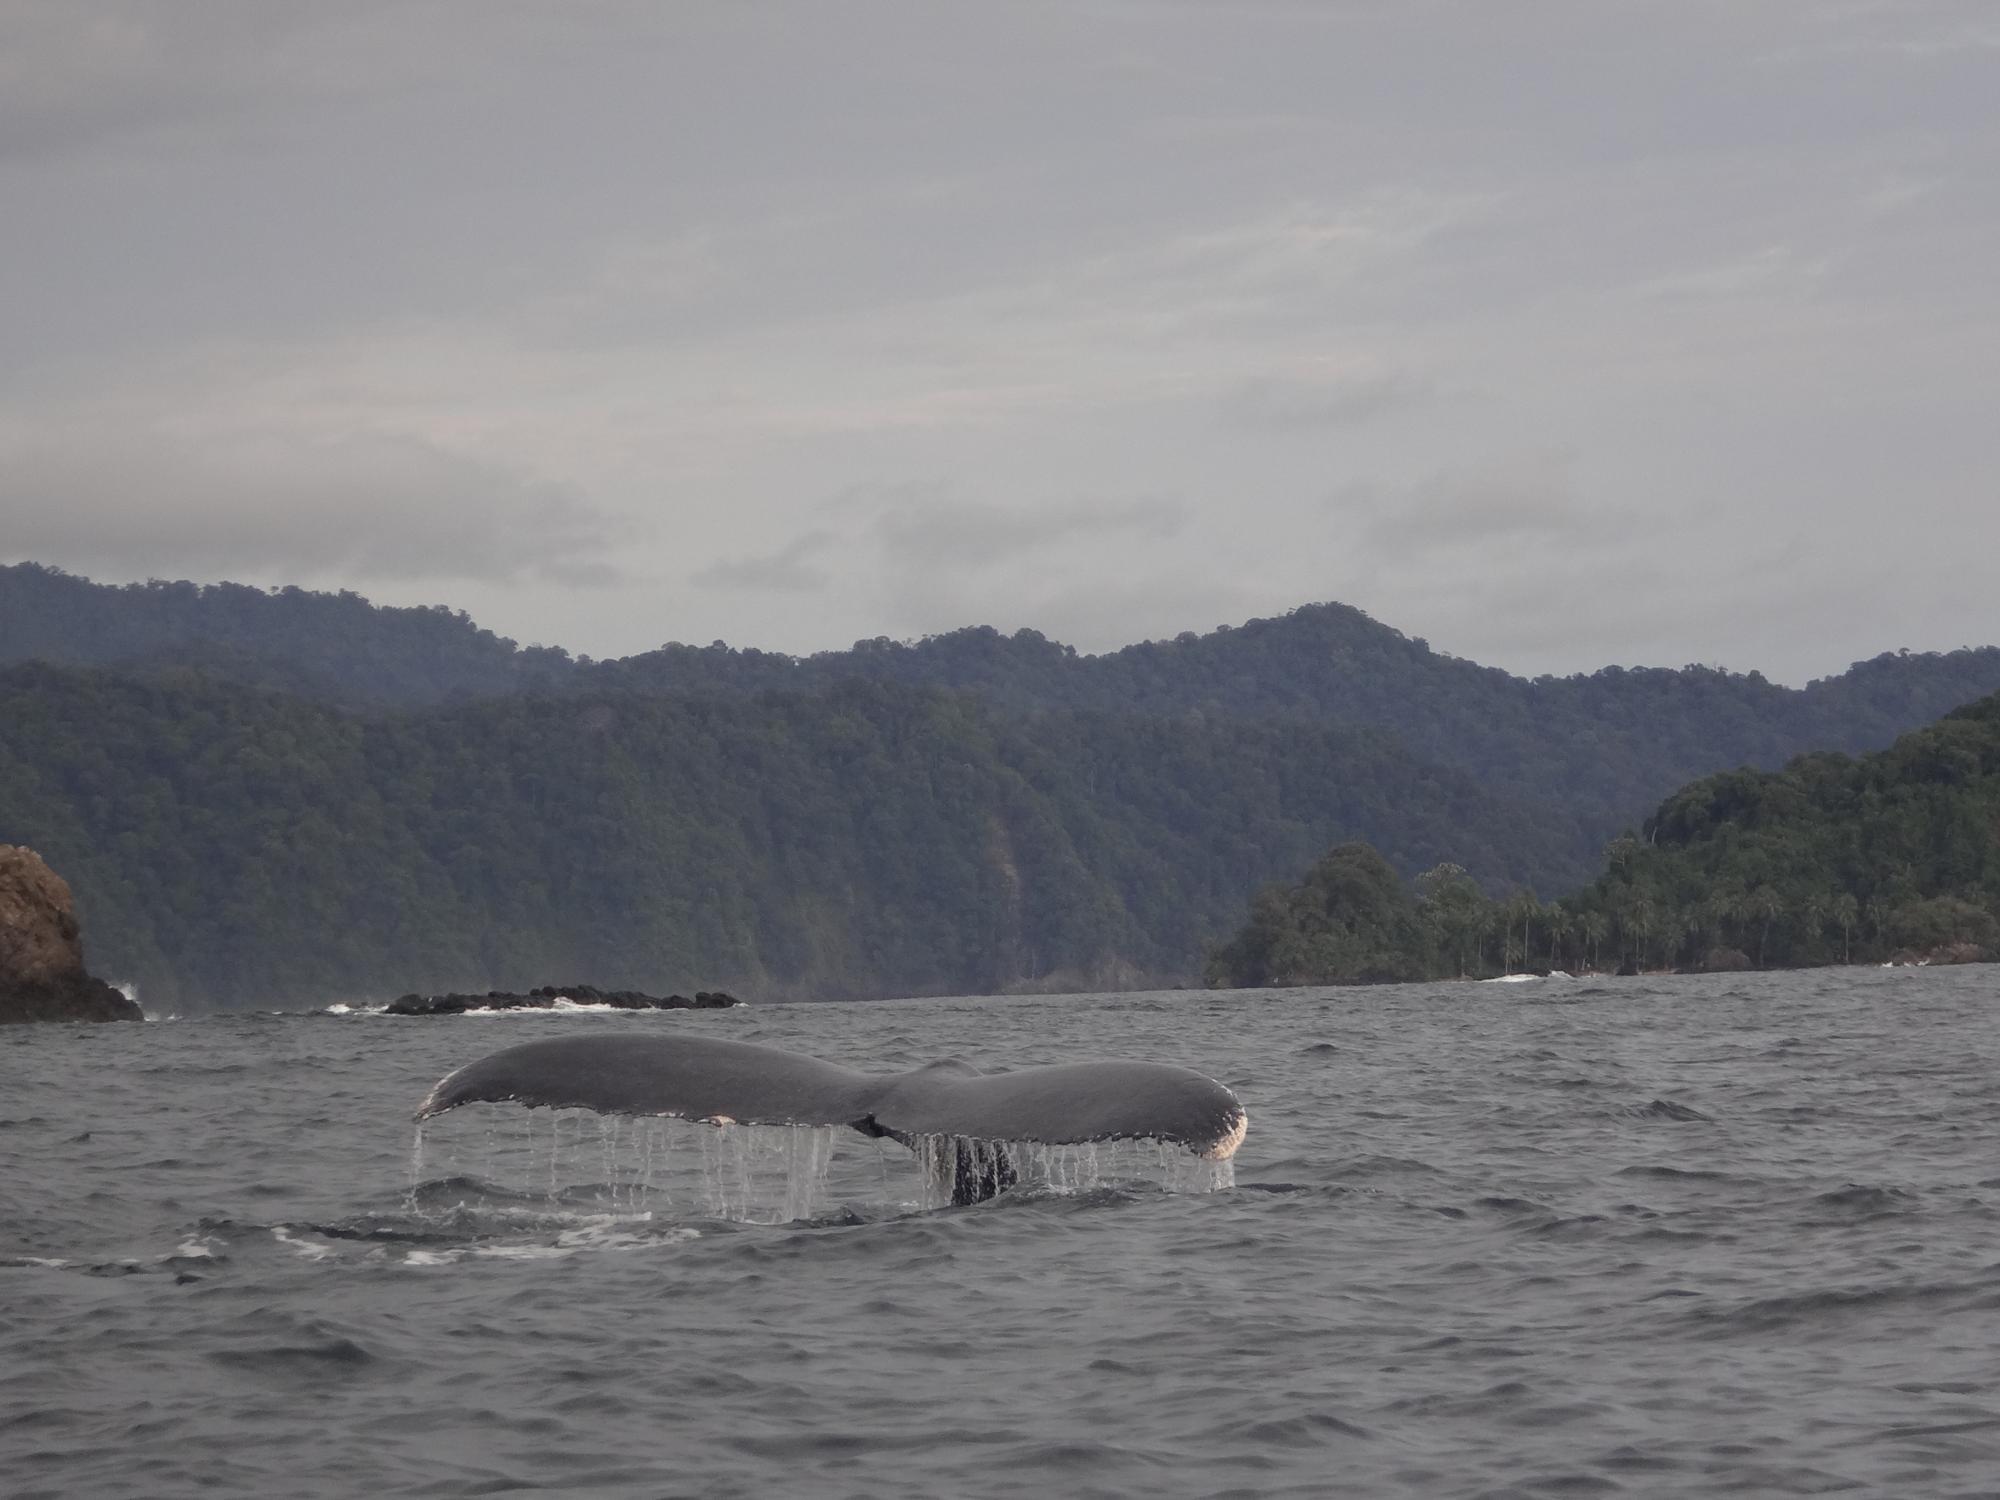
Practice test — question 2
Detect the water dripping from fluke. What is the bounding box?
[407,1109,1236,1228]
[408,1031,1249,1217]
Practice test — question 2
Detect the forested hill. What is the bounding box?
[0,662,1574,1011]
[11,561,2000,858]
[11,562,2000,1007]
[1207,690,2000,986]
[1579,690,2000,969]
[0,562,575,706]
[588,613,2000,844]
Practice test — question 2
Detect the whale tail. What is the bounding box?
[416,1032,1245,1206]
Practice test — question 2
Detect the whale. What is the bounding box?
[416,1033,1247,1205]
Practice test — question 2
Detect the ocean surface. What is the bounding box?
[4,967,1999,1499]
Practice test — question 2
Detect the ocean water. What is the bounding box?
[4,968,1999,1499]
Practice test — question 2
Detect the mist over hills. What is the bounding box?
[5,560,2000,1008]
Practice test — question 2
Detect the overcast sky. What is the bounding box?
[4,1,1996,682]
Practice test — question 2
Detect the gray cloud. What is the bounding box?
[0,2,635,162]
[0,427,625,585]
[690,531,835,593]
[2,1,1998,682]
[873,497,1188,570]
[1340,455,1603,552]
[1219,370,1435,430]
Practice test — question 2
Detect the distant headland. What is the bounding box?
[1206,692,2000,987]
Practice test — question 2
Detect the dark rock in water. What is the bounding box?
[1697,947,1754,973]
[0,845,143,1024]
[1615,957,1640,977]
[1927,942,1991,966]
[382,983,741,1016]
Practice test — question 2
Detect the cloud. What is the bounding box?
[1336,454,1603,553]
[1218,369,1434,429]
[0,427,626,585]
[872,496,1188,569]
[0,2,645,162]
[690,531,835,592]
[3,0,1997,686]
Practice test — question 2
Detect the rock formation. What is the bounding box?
[0,845,143,1023]
[383,984,740,1016]
[1696,947,1754,973]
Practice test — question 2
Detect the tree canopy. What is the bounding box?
[8,562,2000,1007]
[1206,692,2000,985]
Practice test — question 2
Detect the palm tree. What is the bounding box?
[1749,886,1784,967]
[1719,886,1750,952]
[1617,893,1656,971]
[1799,891,1829,964]
[1506,892,1539,973]
[1831,892,1859,964]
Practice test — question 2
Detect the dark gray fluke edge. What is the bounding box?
[416,1033,1247,1204]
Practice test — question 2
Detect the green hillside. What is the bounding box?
[1208,692,2000,985]
[11,563,2000,872]
[10,561,2000,1007]
[0,662,1572,1010]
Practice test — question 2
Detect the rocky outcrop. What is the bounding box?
[1697,947,1754,973]
[1925,942,1991,965]
[0,845,143,1023]
[383,984,740,1016]
[1884,943,1992,967]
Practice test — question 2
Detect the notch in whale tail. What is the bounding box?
[415,1032,1245,1206]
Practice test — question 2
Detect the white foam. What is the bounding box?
[397,1221,699,1267]
[271,1225,337,1261]
[464,999,621,1017]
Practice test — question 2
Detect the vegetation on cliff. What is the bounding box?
[1206,692,2000,985]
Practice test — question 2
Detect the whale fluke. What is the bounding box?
[416,1033,1246,1204]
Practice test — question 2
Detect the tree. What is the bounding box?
[1748,887,1784,967]
[1546,905,1572,970]
[1580,910,1608,970]
[1831,891,1859,963]
[1416,862,1487,977]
